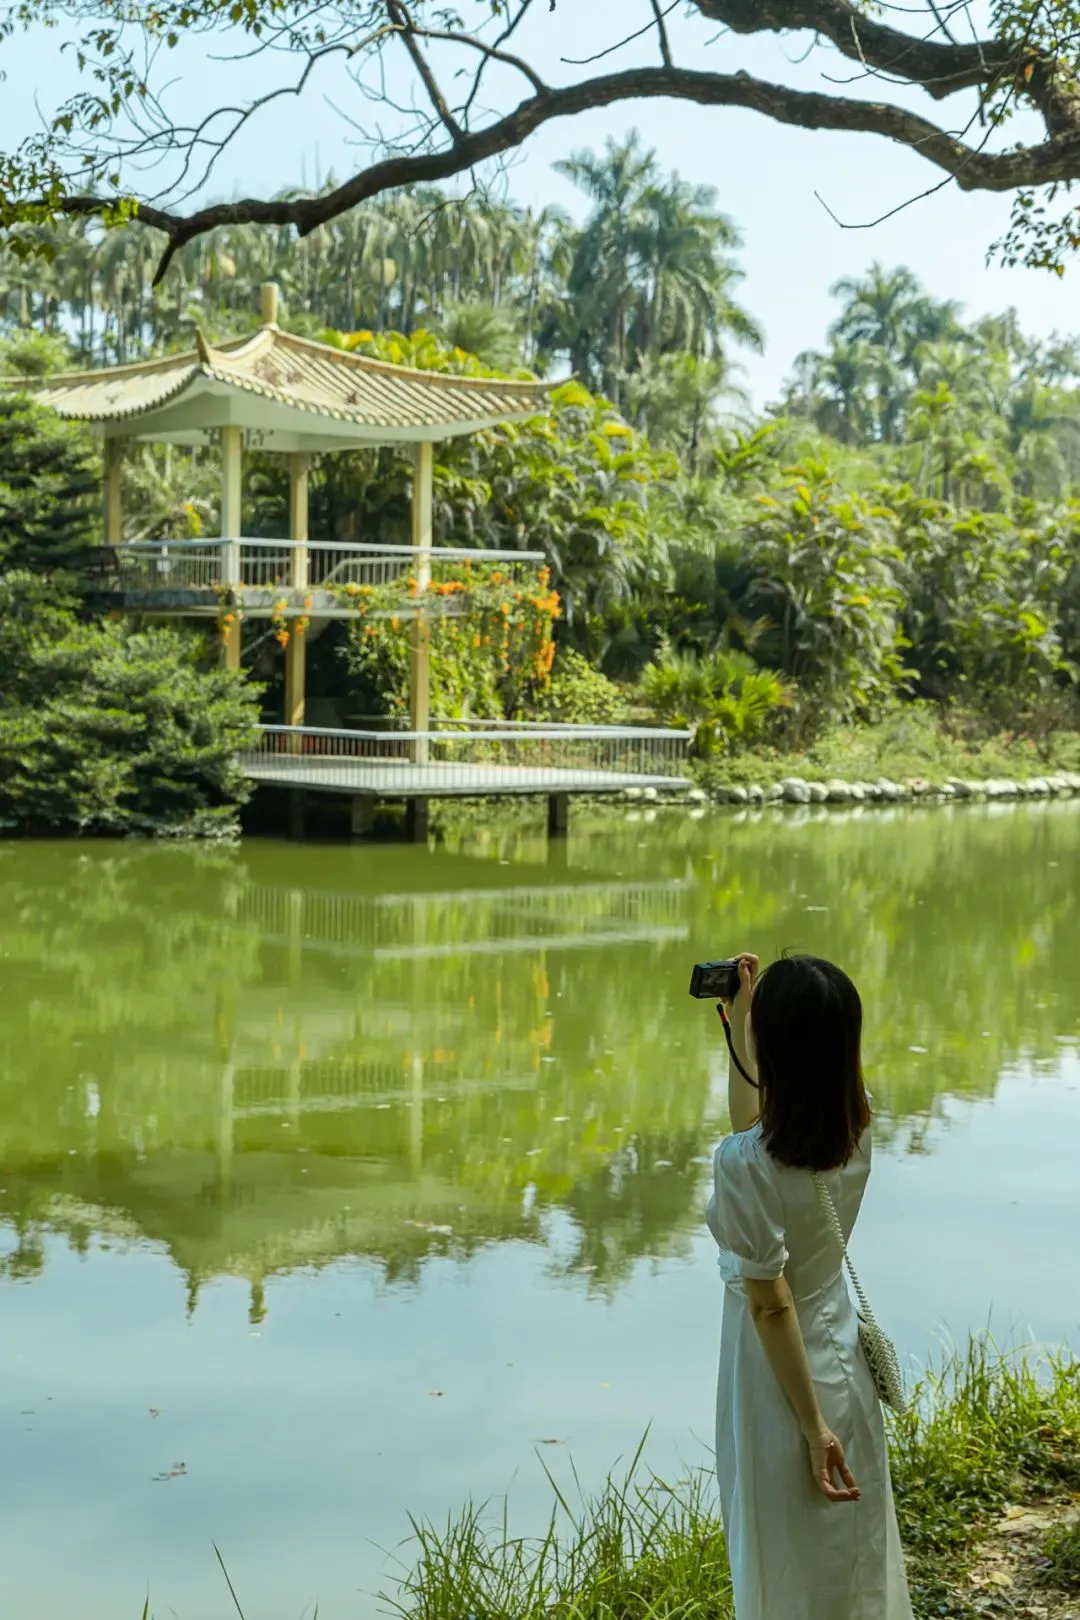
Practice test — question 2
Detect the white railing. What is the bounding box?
[240,724,693,794]
[110,538,547,600]
[113,538,223,590]
[236,877,692,957]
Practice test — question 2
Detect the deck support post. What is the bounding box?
[409,441,434,765]
[547,792,570,839]
[350,795,376,839]
[104,437,124,546]
[289,788,306,840]
[406,796,429,844]
[284,452,310,748]
[221,425,244,672]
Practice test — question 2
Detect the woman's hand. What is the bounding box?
[721,952,759,1039]
[804,1427,860,1503]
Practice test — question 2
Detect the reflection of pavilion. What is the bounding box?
[0,857,701,1314]
[237,872,691,960]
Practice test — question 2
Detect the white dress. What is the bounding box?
[705,1109,913,1620]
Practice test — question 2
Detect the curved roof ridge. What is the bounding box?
[13,346,198,387]
[270,328,548,396]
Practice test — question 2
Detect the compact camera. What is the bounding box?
[688,959,741,1001]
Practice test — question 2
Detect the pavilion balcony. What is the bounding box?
[92,537,548,620]
[244,722,694,795]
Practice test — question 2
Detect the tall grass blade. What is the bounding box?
[212,1541,247,1620]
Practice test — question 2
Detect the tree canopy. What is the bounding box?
[6,3,1080,274]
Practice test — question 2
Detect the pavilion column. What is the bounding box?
[104,437,124,545]
[285,452,310,747]
[409,440,434,766]
[221,425,243,672]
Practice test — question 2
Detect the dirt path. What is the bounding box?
[939,1495,1080,1620]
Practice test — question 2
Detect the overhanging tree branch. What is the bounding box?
[47,61,1080,285]
[7,0,1080,275]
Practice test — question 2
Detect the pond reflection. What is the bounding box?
[1,800,1078,1314]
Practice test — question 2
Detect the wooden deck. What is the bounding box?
[242,725,693,839]
[244,755,691,799]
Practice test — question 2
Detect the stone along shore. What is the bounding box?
[623,771,1080,807]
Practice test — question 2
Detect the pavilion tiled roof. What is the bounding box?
[23,324,551,433]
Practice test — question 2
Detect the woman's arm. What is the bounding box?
[726,1011,760,1133]
[722,954,760,1133]
[744,1275,825,1437]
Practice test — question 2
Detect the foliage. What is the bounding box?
[784,266,1080,504]
[886,1332,1080,1611]
[641,644,794,756]
[14,182,1080,752]
[440,378,679,654]
[891,488,1080,718]
[335,565,559,723]
[0,573,260,836]
[691,696,1080,792]
[1037,1513,1080,1592]
[539,131,761,404]
[739,460,914,732]
[0,392,99,572]
[0,329,72,378]
[528,646,626,726]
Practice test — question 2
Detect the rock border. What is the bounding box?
[698,771,1080,807]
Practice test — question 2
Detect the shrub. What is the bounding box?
[0,573,261,837]
[0,393,100,573]
[529,647,625,725]
[641,645,794,755]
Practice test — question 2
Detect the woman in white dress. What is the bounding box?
[705,950,913,1620]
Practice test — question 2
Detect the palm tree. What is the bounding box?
[790,337,877,446]
[550,132,761,400]
[829,264,963,441]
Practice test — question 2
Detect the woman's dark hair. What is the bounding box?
[750,951,871,1171]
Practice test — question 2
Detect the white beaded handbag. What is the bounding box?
[811,1173,908,1414]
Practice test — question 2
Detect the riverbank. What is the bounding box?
[691,707,1080,808]
[379,1332,1080,1620]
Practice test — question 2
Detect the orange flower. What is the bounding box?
[390,615,400,631]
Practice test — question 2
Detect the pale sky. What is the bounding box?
[2,2,1078,408]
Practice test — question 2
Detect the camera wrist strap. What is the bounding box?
[716,1004,760,1089]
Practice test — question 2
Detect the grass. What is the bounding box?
[378,1434,733,1620]
[694,701,1080,793]
[372,1330,1080,1620]
[133,1330,1080,1618]
[1038,1512,1080,1592]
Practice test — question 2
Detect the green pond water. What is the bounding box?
[1,802,1079,1618]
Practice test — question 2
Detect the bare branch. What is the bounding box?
[651,0,674,68]
[562,6,680,68]
[385,0,463,144]
[815,172,955,229]
[407,21,547,97]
